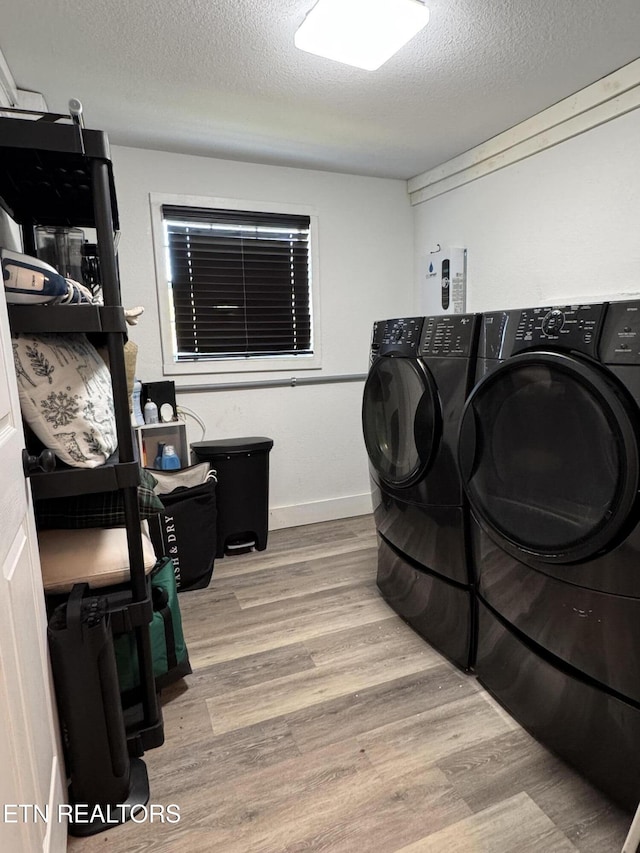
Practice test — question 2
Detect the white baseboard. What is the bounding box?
[269,493,373,530]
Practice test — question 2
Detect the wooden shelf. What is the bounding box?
[134,422,189,470]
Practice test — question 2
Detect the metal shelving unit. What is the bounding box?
[0,108,163,759]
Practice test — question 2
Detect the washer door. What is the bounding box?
[363,356,440,488]
[458,351,640,563]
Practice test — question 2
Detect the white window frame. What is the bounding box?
[149,192,322,376]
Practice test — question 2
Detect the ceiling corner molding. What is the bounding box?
[0,46,47,112]
[0,47,18,107]
[408,58,640,206]
[15,89,48,112]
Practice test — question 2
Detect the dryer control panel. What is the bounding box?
[374,317,424,356]
[419,314,478,357]
[482,304,606,359]
[511,304,605,357]
[600,301,640,365]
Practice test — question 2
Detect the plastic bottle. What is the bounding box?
[153,442,166,470]
[143,398,159,424]
[131,379,145,426]
[161,445,181,470]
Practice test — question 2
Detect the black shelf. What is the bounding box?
[0,110,111,157]
[124,708,166,755]
[2,110,164,775]
[29,457,140,500]
[8,304,126,334]
[0,113,118,229]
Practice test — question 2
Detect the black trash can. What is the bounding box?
[191,437,274,557]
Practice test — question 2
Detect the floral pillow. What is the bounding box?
[12,333,117,468]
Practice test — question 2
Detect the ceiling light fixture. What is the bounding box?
[294,0,430,72]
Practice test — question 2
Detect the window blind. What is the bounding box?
[162,205,312,360]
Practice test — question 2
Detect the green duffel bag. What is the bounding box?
[114,556,192,700]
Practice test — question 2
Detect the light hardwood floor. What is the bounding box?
[68,515,632,852]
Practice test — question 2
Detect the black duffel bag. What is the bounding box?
[147,467,217,592]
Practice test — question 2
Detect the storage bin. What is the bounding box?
[148,470,217,591]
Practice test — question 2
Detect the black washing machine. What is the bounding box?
[362,314,480,669]
[458,300,640,810]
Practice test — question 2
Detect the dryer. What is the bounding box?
[362,314,479,669]
[458,301,640,810]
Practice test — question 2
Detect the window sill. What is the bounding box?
[162,352,322,377]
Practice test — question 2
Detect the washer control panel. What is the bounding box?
[540,308,565,336]
[375,317,424,355]
[511,304,605,357]
[419,314,477,357]
[600,301,640,364]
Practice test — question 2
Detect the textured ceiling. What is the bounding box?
[1,0,640,179]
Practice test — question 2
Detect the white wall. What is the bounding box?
[413,107,640,312]
[111,146,414,528]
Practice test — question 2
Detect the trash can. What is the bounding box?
[191,437,274,557]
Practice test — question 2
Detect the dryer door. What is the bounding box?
[362,355,440,488]
[458,351,640,563]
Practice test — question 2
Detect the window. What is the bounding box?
[150,194,320,376]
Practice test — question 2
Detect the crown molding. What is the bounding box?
[0,47,18,107]
[0,46,47,111]
[408,58,640,206]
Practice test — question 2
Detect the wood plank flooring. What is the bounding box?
[67,515,632,852]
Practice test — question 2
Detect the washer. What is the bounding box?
[458,300,640,810]
[362,314,480,669]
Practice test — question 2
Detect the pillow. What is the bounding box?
[38,523,158,593]
[35,467,165,529]
[12,332,117,468]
